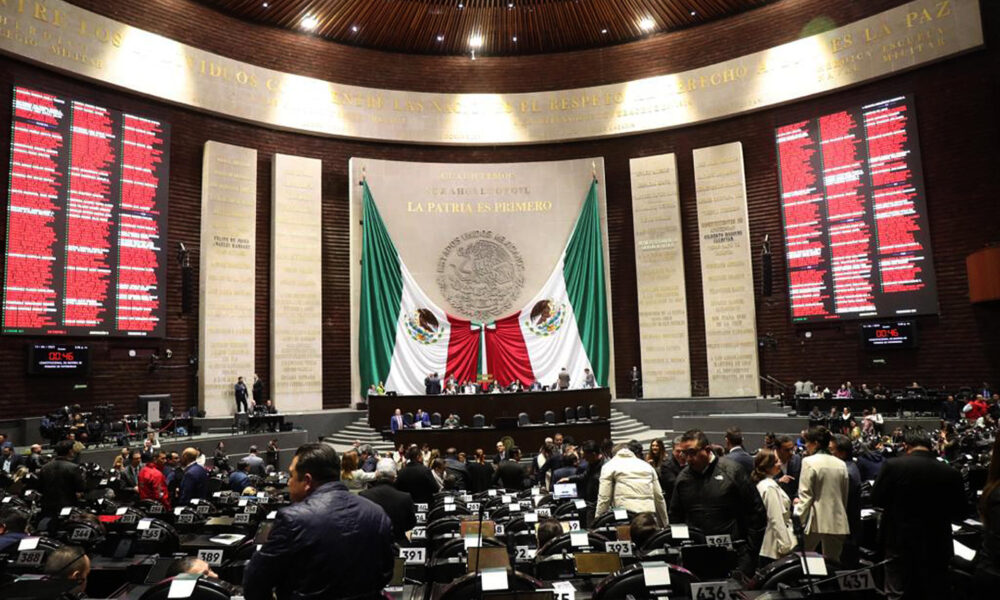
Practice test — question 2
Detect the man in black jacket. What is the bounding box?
[671,430,766,577]
[493,447,529,490]
[872,429,966,600]
[560,440,605,503]
[244,443,393,600]
[395,445,438,504]
[38,440,85,516]
[658,436,686,505]
[360,459,416,543]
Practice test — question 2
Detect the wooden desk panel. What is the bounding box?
[387,420,611,455]
[368,388,611,430]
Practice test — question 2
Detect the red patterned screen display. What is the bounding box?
[775,96,937,323]
[3,86,169,337]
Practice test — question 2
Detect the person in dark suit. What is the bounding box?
[443,448,469,489]
[493,441,508,465]
[243,443,393,599]
[394,446,438,504]
[975,434,1000,595]
[774,435,802,500]
[466,450,494,493]
[252,374,265,406]
[234,376,250,414]
[724,427,754,476]
[872,429,966,600]
[0,445,23,474]
[493,447,529,490]
[178,447,209,505]
[360,459,416,543]
[37,440,85,516]
[0,508,29,553]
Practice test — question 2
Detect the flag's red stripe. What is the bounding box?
[485,313,535,386]
[445,315,478,385]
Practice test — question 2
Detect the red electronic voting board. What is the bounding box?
[775,96,937,323]
[3,86,170,337]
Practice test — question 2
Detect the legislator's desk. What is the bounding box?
[368,388,611,430]
[387,420,611,455]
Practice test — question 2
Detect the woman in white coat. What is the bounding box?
[752,448,797,565]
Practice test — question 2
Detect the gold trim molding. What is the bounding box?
[0,0,983,145]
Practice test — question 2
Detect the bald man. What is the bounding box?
[178,448,208,505]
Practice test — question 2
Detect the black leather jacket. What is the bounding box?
[243,481,394,600]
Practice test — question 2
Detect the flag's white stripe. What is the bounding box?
[385,262,451,395]
[518,255,593,388]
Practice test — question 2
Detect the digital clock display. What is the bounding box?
[861,321,916,350]
[27,343,89,375]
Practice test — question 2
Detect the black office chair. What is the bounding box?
[428,503,471,523]
[425,515,460,537]
[543,411,556,425]
[563,407,576,422]
[438,568,546,600]
[553,500,591,521]
[752,552,838,591]
[433,536,504,561]
[138,575,236,600]
[404,412,414,426]
[473,414,486,428]
[589,403,600,419]
[431,412,443,427]
[132,518,181,556]
[576,405,589,420]
[592,562,699,600]
[590,510,637,530]
[56,516,106,552]
[637,525,706,554]
[536,531,609,556]
[518,412,530,426]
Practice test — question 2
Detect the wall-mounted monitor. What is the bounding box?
[3,85,170,337]
[861,320,917,350]
[776,95,938,323]
[27,343,89,375]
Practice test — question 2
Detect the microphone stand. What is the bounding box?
[790,511,817,597]
[472,493,486,597]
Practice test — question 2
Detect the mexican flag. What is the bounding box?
[358,178,609,395]
[503,179,609,388]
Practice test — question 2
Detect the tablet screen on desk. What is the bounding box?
[553,483,577,499]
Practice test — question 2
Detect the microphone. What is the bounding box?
[472,491,487,595]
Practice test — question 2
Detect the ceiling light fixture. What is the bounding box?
[436,34,444,42]
[601,28,608,34]
[458,2,464,8]
[262,2,268,7]
[691,10,697,16]
[351,25,359,33]
[301,15,318,31]
[512,35,517,42]
[469,34,483,49]
[639,17,655,32]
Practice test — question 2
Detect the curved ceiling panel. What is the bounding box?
[198,0,773,56]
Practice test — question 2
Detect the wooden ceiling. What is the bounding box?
[198,0,774,56]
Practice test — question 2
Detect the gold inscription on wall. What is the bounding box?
[199,141,257,417]
[0,0,983,144]
[694,142,759,398]
[271,154,323,411]
[630,154,691,398]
